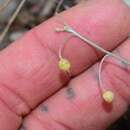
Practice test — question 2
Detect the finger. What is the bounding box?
[0,99,21,130]
[0,0,129,118]
[36,0,130,75]
[22,38,130,130]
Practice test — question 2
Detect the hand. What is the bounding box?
[0,0,130,130]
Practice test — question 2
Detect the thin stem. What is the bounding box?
[98,54,109,93]
[54,0,64,15]
[56,25,130,66]
[0,0,12,13]
[0,0,26,44]
[58,34,74,59]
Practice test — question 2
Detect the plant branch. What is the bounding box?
[0,0,12,13]
[56,24,130,66]
[0,0,26,44]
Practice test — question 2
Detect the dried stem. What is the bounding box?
[0,0,12,13]
[56,24,130,66]
[54,0,64,15]
[58,34,73,59]
[98,54,109,93]
[0,0,26,44]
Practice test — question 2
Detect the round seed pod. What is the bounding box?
[102,91,114,103]
[58,58,71,72]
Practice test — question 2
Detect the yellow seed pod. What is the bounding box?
[102,91,114,103]
[58,58,71,72]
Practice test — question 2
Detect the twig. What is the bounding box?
[58,34,73,59]
[0,0,12,13]
[56,24,130,66]
[0,0,26,44]
[98,54,109,93]
[54,0,64,15]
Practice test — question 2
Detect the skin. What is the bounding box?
[0,0,130,130]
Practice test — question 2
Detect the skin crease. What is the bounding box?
[0,0,129,130]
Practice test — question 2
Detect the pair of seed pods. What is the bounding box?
[56,21,130,104]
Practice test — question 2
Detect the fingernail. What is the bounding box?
[123,0,130,7]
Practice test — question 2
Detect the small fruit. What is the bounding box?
[102,91,114,103]
[58,58,71,72]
